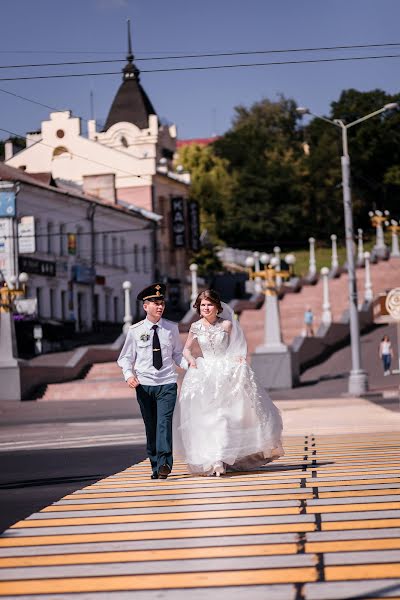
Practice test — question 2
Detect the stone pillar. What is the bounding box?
[189,263,198,304]
[363,252,373,302]
[253,252,261,272]
[390,222,400,258]
[320,267,332,325]
[122,281,132,334]
[330,234,339,270]
[357,228,365,266]
[308,237,317,277]
[0,310,22,400]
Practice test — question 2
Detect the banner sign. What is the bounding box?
[72,264,96,285]
[18,216,35,254]
[188,200,200,251]
[19,256,56,277]
[170,196,186,248]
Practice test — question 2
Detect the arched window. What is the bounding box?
[52,146,70,157]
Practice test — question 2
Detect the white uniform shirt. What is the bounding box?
[117,317,187,386]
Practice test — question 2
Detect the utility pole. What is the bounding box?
[87,203,97,331]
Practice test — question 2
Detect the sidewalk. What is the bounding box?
[0,397,399,598]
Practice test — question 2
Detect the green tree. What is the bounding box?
[213,96,308,247]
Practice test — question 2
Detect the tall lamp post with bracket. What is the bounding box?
[296,102,398,396]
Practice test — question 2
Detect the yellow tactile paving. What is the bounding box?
[0,567,318,595]
[43,493,312,511]
[0,542,300,568]
[0,523,316,547]
[1,431,399,598]
[11,506,302,528]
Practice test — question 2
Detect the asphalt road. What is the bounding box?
[0,444,146,534]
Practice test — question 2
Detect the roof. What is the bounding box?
[176,137,220,149]
[0,162,158,223]
[103,59,157,131]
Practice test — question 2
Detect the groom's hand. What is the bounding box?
[127,376,140,388]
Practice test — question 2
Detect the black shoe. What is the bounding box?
[151,473,158,480]
[158,464,171,479]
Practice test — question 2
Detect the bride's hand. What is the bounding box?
[189,358,197,369]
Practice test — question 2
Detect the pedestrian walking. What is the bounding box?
[117,283,187,480]
[304,307,314,337]
[379,334,393,376]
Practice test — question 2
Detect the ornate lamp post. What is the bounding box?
[363,252,373,303]
[308,237,317,278]
[320,267,332,325]
[357,229,365,267]
[330,234,339,275]
[122,280,132,334]
[369,210,389,258]
[297,102,398,395]
[249,258,290,352]
[385,219,400,258]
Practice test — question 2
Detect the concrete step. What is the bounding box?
[86,363,122,380]
[42,379,132,401]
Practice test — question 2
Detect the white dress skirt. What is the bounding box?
[173,318,284,475]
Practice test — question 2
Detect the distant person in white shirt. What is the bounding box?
[379,335,393,376]
[304,307,314,337]
[117,283,186,480]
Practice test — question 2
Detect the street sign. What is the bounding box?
[0,218,15,283]
[171,196,186,248]
[385,287,400,374]
[0,191,16,217]
[14,298,37,315]
[18,216,36,254]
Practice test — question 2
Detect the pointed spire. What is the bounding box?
[123,18,140,81]
[127,18,133,63]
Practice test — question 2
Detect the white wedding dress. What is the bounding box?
[173,306,284,475]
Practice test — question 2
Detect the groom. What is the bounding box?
[117,283,186,480]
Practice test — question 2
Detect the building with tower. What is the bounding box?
[5,21,198,311]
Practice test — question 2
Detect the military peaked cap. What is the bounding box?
[137,282,166,302]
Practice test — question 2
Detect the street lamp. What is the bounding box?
[296,102,399,395]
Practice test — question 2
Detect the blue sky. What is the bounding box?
[0,0,398,139]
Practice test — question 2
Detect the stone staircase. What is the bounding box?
[241,258,399,354]
[41,362,131,401]
[41,259,398,401]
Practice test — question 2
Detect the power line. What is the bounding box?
[1,42,400,69]
[0,52,399,81]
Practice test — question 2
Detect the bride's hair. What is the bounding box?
[193,289,223,315]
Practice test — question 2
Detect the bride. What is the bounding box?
[173,289,284,476]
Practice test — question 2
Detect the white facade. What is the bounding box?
[0,165,157,331]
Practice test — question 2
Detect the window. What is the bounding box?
[120,238,126,268]
[112,237,117,266]
[94,232,101,265]
[47,222,53,254]
[133,244,139,272]
[61,290,67,320]
[49,288,55,318]
[142,246,148,273]
[36,287,42,316]
[103,234,108,264]
[105,294,111,321]
[76,227,83,259]
[113,296,119,322]
[59,224,66,256]
[35,220,42,253]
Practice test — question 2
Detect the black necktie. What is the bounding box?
[152,325,163,370]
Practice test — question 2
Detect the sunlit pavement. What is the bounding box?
[0,398,399,599]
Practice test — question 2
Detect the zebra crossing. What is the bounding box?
[0,432,399,599]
